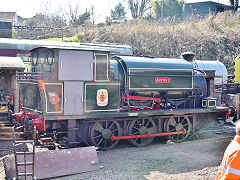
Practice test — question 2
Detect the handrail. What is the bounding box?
[16,72,53,80]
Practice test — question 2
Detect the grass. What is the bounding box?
[43,33,85,42]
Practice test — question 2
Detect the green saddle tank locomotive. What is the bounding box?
[15,46,228,150]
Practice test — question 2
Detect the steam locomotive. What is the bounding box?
[14,46,228,150]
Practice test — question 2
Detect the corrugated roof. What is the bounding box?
[184,1,231,6]
[0,12,17,22]
[0,38,133,55]
[31,46,112,53]
[0,56,25,70]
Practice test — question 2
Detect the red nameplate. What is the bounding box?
[155,77,171,83]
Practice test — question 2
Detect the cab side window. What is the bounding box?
[94,54,109,81]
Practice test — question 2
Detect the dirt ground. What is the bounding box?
[0,123,235,180]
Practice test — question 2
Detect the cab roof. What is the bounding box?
[0,38,133,55]
[0,56,25,70]
[30,46,112,54]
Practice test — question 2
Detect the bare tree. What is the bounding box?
[40,0,91,27]
[40,0,66,28]
[128,0,152,19]
[91,5,95,28]
[62,1,82,26]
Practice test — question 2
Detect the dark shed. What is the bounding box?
[183,1,232,20]
[0,21,12,38]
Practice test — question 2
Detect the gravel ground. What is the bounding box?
[53,122,234,180]
[0,141,14,179]
[0,141,15,158]
[54,136,232,180]
[0,122,235,180]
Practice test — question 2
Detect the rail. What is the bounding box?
[13,25,51,31]
[16,72,54,80]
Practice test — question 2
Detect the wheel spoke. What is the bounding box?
[173,134,177,140]
[148,127,154,133]
[109,122,114,129]
[166,116,192,143]
[94,134,102,139]
[133,126,140,131]
[168,117,177,127]
[112,128,118,133]
[132,138,137,141]
[169,128,176,132]
[145,120,150,127]
[136,120,141,127]
[180,118,186,124]
[94,122,104,133]
[128,118,156,147]
[97,138,103,146]
[90,121,121,150]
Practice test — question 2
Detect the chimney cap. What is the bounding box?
[181,52,195,61]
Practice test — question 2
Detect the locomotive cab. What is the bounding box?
[18,46,121,118]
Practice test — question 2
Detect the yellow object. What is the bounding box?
[234,55,240,82]
[0,102,8,112]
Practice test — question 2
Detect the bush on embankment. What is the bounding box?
[45,11,240,72]
[82,11,240,72]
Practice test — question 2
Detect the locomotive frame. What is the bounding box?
[16,46,228,150]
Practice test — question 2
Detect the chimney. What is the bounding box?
[181,52,195,63]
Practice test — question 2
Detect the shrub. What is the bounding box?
[80,11,240,72]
